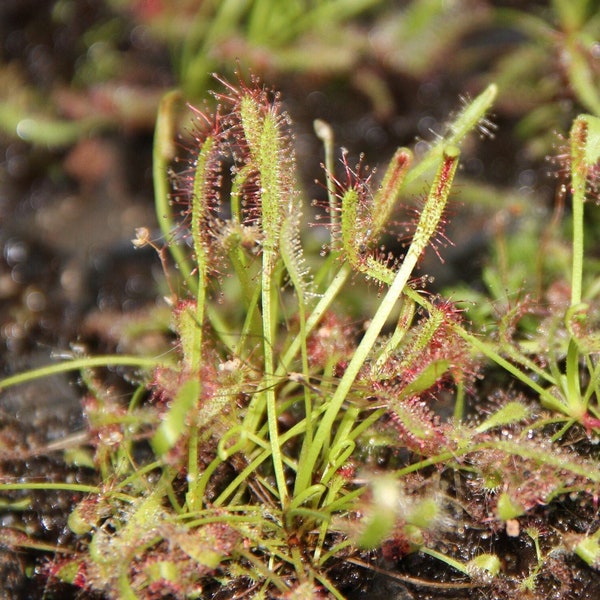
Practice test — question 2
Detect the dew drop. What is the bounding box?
[41,513,59,532]
[25,288,46,312]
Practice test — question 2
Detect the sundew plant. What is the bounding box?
[2,71,600,599]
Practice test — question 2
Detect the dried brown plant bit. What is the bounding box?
[132,227,151,248]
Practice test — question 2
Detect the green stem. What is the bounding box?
[153,91,196,291]
[292,299,314,484]
[420,547,469,575]
[314,119,338,251]
[262,251,288,507]
[570,158,585,308]
[295,148,459,494]
[568,114,600,305]
[403,286,563,412]
[404,84,496,186]
[0,482,100,493]
[296,253,414,490]
[562,115,595,417]
[0,355,167,391]
[278,262,351,376]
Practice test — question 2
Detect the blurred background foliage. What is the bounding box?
[1,0,598,148]
[0,0,599,334]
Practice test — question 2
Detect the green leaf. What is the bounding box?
[475,401,530,433]
[357,475,399,548]
[400,359,450,399]
[552,0,589,31]
[468,553,501,576]
[581,114,600,164]
[496,492,524,520]
[407,497,440,530]
[576,536,600,567]
[151,378,200,455]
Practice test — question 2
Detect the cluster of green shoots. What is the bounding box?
[2,75,600,598]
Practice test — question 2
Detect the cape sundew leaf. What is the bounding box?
[475,401,530,434]
[151,378,199,455]
[399,359,450,399]
[280,210,313,303]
